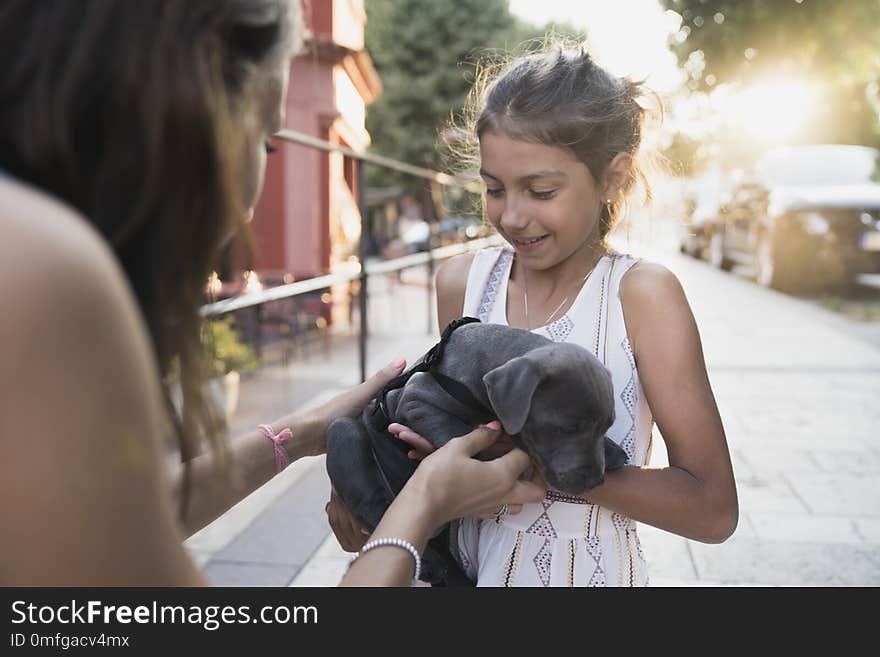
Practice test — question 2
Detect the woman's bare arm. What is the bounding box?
[171,359,406,536]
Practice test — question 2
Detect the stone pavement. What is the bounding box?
[185,224,880,586]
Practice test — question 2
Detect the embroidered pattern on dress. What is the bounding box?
[593,272,608,360]
[545,314,574,342]
[585,537,606,587]
[546,490,589,505]
[611,512,633,533]
[526,499,558,585]
[501,532,524,587]
[625,529,635,587]
[568,540,578,587]
[600,257,617,364]
[619,337,638,462]
[526,499,558,538]
[534,541,553,587]
[611,512,632,587]
[583,504,600,539]
[477,250,513,322]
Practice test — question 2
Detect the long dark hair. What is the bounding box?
[0,0,297,517]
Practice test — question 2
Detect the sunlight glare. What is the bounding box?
[720,79,817,143]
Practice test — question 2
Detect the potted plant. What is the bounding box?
[204,317,259,422]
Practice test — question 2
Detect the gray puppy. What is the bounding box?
[325,319,627,584]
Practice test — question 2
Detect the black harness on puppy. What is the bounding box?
[367,316,491,588]
[371,316,492,440]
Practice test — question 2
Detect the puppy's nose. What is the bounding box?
[552,468,600,494]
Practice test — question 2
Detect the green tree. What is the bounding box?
[364,0,536,191]
[660,0,880,148]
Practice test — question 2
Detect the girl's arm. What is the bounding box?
[583,262,738,543]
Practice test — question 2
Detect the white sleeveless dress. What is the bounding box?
[451,246,654,587]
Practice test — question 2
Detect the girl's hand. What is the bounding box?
[325,487,370,552]
[389,421,516,462]
[388,422,435,460]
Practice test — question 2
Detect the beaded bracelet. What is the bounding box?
[349,537,421,582]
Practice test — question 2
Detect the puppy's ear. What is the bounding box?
[603,437,629,470]
[482,356,543,435]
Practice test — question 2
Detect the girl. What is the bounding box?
[387,45,739,586]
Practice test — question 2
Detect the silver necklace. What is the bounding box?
[520,252,604,330]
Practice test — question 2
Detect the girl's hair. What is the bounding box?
[452,41,657,239]
[0,0,298,517]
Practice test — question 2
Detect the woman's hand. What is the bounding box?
[325,487,370,552]
[338,424,547,587]
[407,422,547,528]
[330,357,407,419]
[389,422,523,519]
[307,358,407,455]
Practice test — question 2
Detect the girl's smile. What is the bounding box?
[511,234,550,252]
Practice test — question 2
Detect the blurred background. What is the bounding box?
[215,0,880,335]
[189,1,880,587]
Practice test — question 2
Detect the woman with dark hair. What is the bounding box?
[0,0,543,586]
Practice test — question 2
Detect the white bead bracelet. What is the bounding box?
[350,537,421,582]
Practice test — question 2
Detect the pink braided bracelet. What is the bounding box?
[258,424,293,473]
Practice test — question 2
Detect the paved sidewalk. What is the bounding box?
[186,226,880,586]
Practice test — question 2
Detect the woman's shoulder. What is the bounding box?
[0,176,121,289]
[0,176,155,386]
[0,175,165,455]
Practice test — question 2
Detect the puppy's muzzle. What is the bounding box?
[545,467,604,495]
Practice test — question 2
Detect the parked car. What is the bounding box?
[678,172,734,261]
[698,144,880,292]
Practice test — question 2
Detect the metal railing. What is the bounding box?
[200,128,497,381]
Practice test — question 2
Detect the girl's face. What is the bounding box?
[479,129,605,271]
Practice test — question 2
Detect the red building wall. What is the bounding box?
[248,0,379,289]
